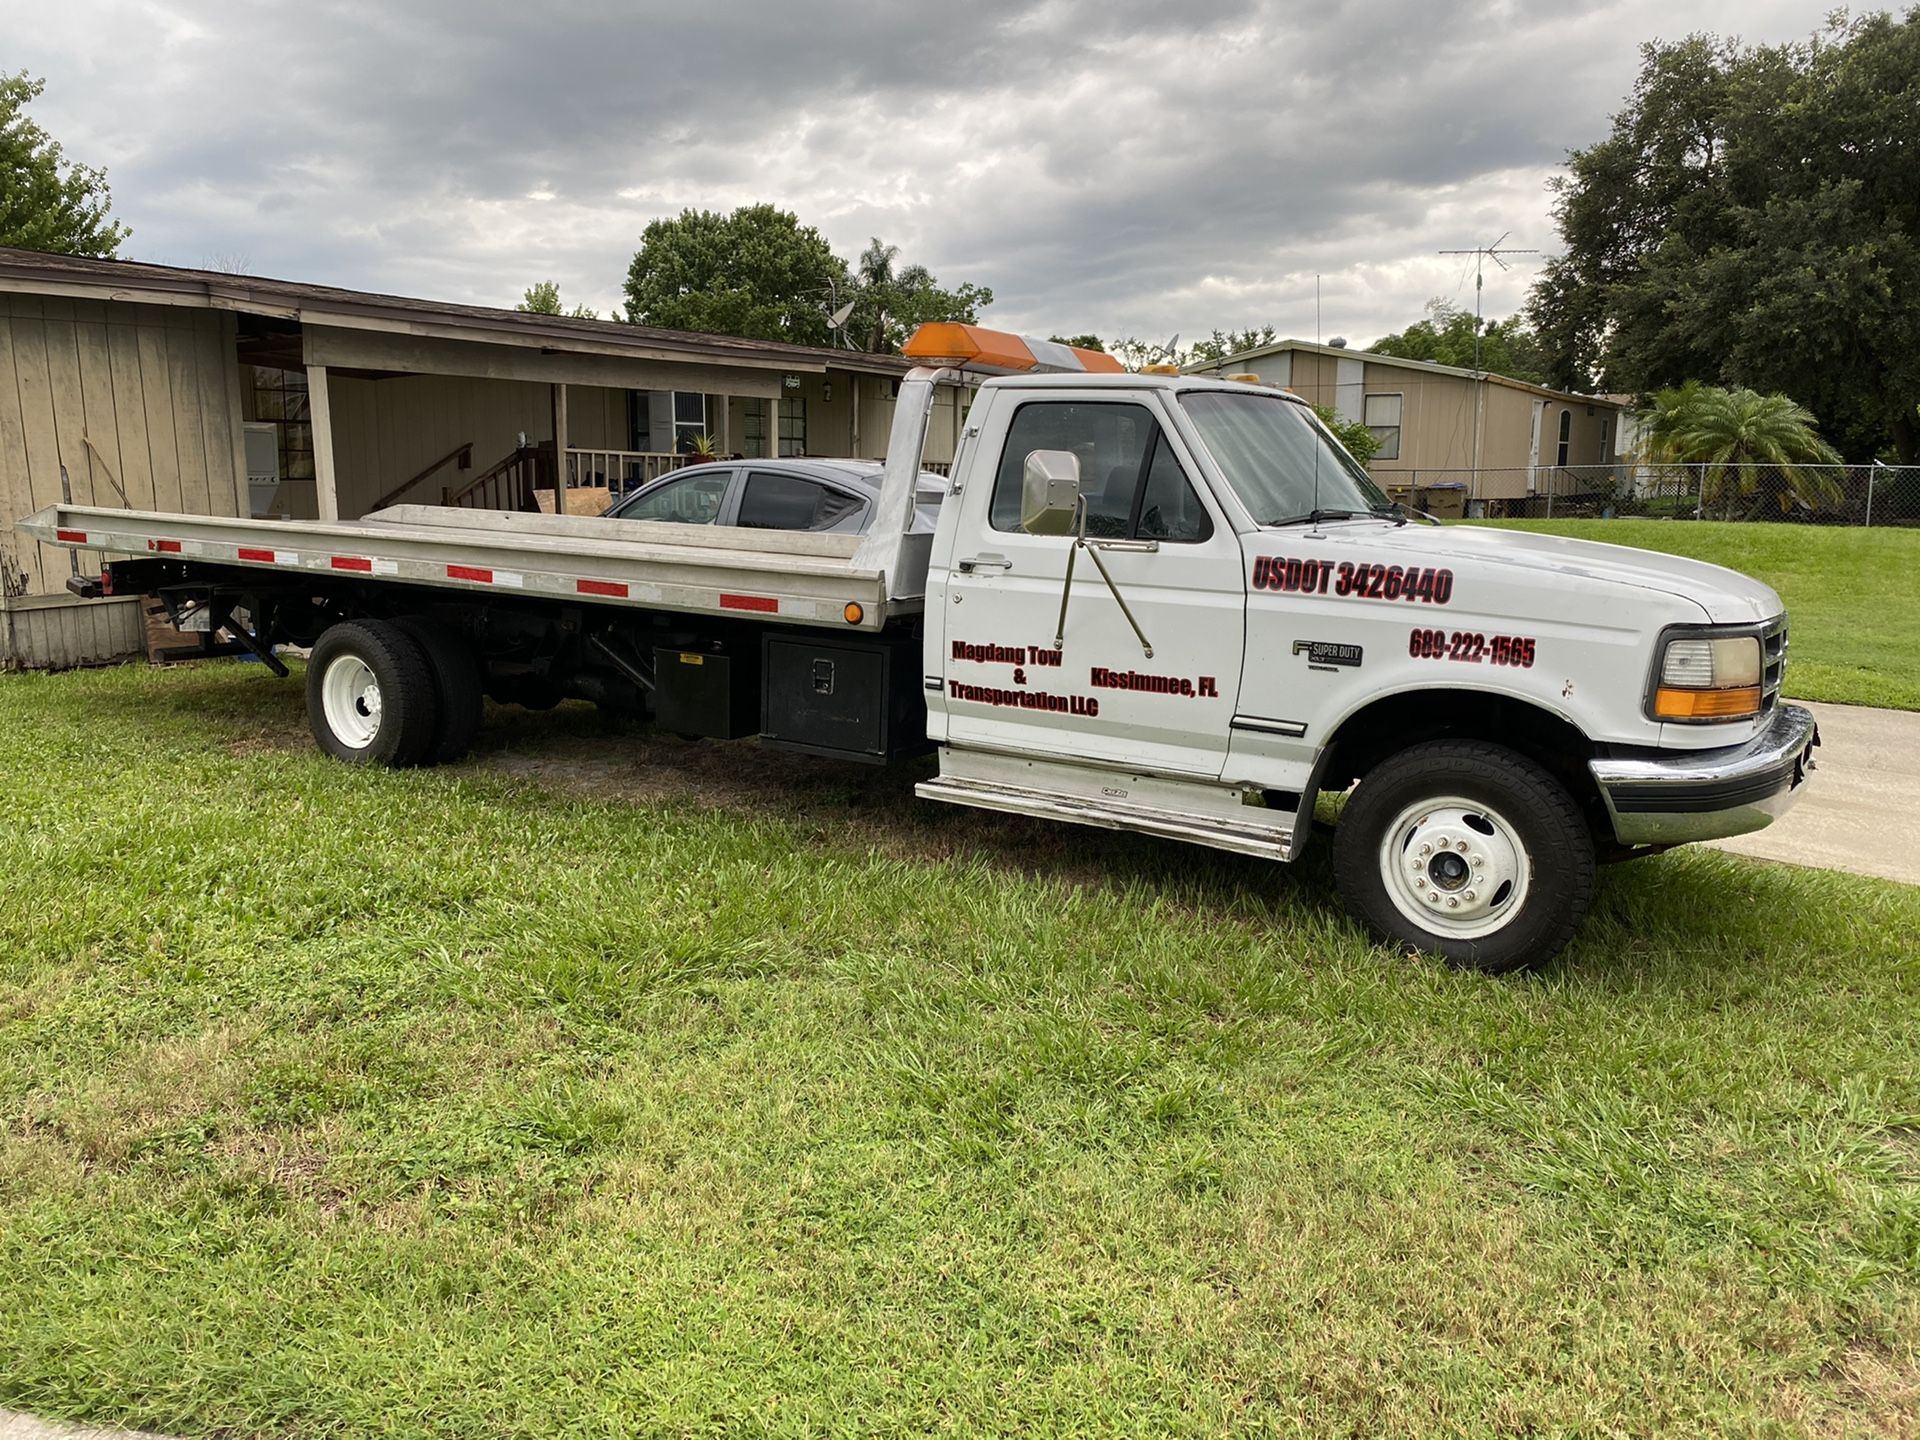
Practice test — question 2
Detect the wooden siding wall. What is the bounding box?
[0,295,243,603]
[328,375,631,517]
[1,594,144,672]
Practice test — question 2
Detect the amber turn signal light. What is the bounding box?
[843,602,864,625]
[1653,685,1761,719]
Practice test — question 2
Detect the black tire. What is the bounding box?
[394,616,484,765]
[306,620,439,768]
[1332,740,1596,973]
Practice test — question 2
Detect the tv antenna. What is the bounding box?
[1437,232,1538,370]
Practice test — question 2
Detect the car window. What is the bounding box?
[1134,435,1213,542]
[616,471,729,524]
[989,401,1211,543]
[738,471,865,531]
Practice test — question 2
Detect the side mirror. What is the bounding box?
[1021,449,1081,535]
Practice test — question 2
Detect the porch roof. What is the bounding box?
[0,246,921,380]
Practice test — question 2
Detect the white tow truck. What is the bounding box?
[24,323,1818,970]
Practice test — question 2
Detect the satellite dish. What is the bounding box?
[828,301,856,330]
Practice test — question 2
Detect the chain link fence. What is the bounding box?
[1375,463,1920,525]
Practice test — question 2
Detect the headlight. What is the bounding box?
[1651,632,1763,721]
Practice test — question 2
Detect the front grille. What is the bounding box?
[1762,615,1788,712]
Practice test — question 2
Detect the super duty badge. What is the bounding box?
[1293,640,1363,670]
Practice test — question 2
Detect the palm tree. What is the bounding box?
[856,238,899,352]
[1638,384,1842,518]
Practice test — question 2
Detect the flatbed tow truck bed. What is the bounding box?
[19,501,927,632]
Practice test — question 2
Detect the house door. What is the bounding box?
[934,394,1244,778]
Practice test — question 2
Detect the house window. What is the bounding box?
[1363,392,1402,461]
[1556,409,1572,467]
[742,400,770,459]
[246,366,315,483]
[778,397,807,457]
[673,392,708,453]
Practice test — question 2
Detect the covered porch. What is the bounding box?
[240,322,968,523]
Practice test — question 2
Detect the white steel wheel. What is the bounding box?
[1332,739,1597,973]
[1377,795,1531,941]
[320,653,384,751]
[304,620,439,768]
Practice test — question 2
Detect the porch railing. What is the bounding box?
[566,449,690,497]
[445,443,552,512]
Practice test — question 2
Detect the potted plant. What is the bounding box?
[686,432,719,461]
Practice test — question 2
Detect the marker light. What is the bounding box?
[843,602,864,625]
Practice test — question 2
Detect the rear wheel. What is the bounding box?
[1333,740,1595,972]
[394,616,484,765]
[307,620,438,768]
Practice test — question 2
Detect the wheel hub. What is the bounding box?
[320,655,384,750]
[1378,798,1530,939]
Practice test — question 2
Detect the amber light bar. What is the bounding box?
[903,323,1123,376]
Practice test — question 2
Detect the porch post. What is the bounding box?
[718,393,731,456]
[307,364,339,521]
[552,382,569,512]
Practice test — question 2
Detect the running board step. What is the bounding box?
[916,774,1293,861]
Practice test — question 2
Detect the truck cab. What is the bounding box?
[905,350,1817,971]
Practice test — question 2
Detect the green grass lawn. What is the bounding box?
[2,663,1917,1438]
[1480,519,1920,711]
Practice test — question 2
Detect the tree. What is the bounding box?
[1187,326,1278,365]
[1369,300,1547,384]
[624,205,848,345]
[1048,334,1105,352]
[516,280,595,319]
[0,71,128,256]
[1638,382,1842,518]
[1529,14,1920,461]
[849,236,991,353]
[1313,403,1382,467]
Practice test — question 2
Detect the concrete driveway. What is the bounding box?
[1708,700,1920,887]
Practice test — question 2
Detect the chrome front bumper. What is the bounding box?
[1590,705,1820,846]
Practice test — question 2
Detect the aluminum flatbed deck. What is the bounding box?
[21,501,930,632]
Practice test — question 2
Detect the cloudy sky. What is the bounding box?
[12,0,1830,348]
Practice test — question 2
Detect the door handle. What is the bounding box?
[957,554,1013,573]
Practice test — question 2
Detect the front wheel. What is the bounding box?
[1333,740,1596,972]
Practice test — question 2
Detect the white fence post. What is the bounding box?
[1867,461,1880,529]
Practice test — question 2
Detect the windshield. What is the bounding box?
[1178,391,1389,524]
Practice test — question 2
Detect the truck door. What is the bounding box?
[934,393,1244,777]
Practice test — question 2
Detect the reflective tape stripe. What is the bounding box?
[331,556,373,572]
[150,539,182,553]
[447,564,492,583]
[577,579,628,598]
[55,529,87,544]
[237,548,276,564]
[720,592,779,613]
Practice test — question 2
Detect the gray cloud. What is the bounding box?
[11,0,1828,346]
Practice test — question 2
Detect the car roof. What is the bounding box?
[647,458,946,496]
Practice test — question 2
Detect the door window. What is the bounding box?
[738,471,864,531]
[615,471,730,524]
[989,401,1211,542]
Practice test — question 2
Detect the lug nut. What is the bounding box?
[1463,890,1476,902]
[1447,897,1459,908]
[1419,843,1432,857]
